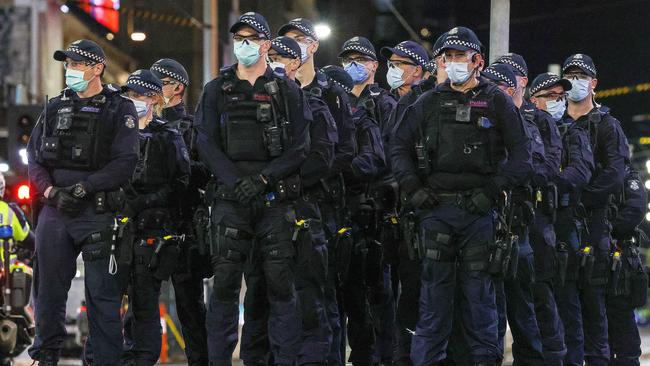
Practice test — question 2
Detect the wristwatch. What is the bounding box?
[71,183,87,199]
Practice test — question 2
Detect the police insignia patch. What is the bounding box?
[125,115,136,129]
[630,180,640,191]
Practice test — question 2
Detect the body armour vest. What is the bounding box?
[38,90,115,170]
[132,121,175,191]
[219,72,291,163]
[521,109,547,172]
[420,85,504,177]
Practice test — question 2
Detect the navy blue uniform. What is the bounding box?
[607,167,647,366]
[27,85,139,366]
[122,117,190,365]
[195,65,311,366]
[163,102,212,366]
[521,101,567,365]
[392,79,532,365]
[565,107,629,366]
[553,119,594,366]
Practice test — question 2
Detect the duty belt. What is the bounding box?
[435,191,474,207]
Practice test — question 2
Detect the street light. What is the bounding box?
[131,32,146,42]
[314,23,332,40]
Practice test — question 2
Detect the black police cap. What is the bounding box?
[229,12,271,40]
[562,53,597,77]
[271,36,301,60]
[278,18,319,41]
[53,39,106,64]
[321,65,354,94]
[338,36,377,60]
[123,70,163,95]
[529,72,573,96]
[441,26,483,54]
[380,40,430,67]
[482,63,517,89]
[494,53,528,77]
[150,58,189,86]
[432,32,448,59]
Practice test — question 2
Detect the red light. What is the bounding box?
[17,185,30,201]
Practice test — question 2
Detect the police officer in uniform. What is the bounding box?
[278,19,357,366]
[529,72,594,366]
[194,12,311,366]
[607,165,647,366]
[120,70,190,366]
[480,63,545,365]
[561,53,629,366]
[322,64,386,366]
[27,39,139,366]
[151,58,211,366]
[391,27,532,366]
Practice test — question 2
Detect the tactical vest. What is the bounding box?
[219,70,291,162]
[521,109,546,170]
[132,123,174,190]
[39,90,115,170]
[420,86,503,176]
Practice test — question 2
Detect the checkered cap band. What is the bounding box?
[343,45,376,59]
[151,65,188,85]
[563,60,596,76]
[442,39,481,53]
[484,68,515,88]
[394,45,427,66]
[67,45,105,64]
[328,78,351,94]
[289,21,317,40]
[128,78,162,94]
[240,17,271,39]
[530,75,561,96]
[272,39,299,59]
[497,57,526,76]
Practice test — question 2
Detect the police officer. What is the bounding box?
[256,35,336,366]
[151,58,211,366]
[529,72,594,366]
[278,19,357,366]
[391,27,532,366]
[480,63,545,365]
[322,64,386,366]
[27,39,139,366]
[607,165,647,366]
[381,41,429,98]
[431,32,449,85]
[120,70,190,366]
[561,53,629,366]
[194,12,311,366]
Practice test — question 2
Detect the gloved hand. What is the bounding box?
[235,175,267,203]
[407,187,438,210]
[49,186,84,216]
[466,189,495,216]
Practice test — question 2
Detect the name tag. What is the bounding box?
[469,100,488,108]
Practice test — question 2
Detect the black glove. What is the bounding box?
[407,187,438,210]
[235,175,267,203]
[49,186,84,216]
[466,189,495,216]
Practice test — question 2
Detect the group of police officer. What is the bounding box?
[23,9,648,366]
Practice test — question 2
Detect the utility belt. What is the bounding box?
[45,188,126,214]
[133,208,171,232]
[305,174,346,208]
[213,174,302,204]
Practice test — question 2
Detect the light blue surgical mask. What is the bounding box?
[298,42,310,64]
[65,68,90,92]
[130,98,150,118]
[546,99,566,120]
[567,78,590,102]
[234,40,261,67]
[445,61,472,84]
[386,65,405,90]
[344,62,369,85]
[269,61,286,73]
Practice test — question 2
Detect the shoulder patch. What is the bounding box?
[124,115,136,129]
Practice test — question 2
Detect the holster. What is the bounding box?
[335,227,353,287]
[556,241,569,286]
[506,239,519,280]
[149,238,181,281]
[540,183,558,223]
[578,246,595,289]
[487,236,513,277]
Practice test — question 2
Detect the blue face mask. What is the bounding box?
[298,42,310,64]
[386,65,405,90]
[129,98,150,118]
[445,61,472,84]
[567,78,590,102]
[546,99,566,120]
[344,62,369,85]
[234,40,261,67]
[65,68,90,92]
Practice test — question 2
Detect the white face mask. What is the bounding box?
[130,98,150,118]
[445,62,472,84]
[546,99,567,120]
[386,65,405,90]
[269,61,286,72]
[567,79,590,102]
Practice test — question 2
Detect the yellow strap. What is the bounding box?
[390,217,399,225]
[163,313,186,350]
[163,235,173,240]
[338,227,349,235]
[295,219,306,227]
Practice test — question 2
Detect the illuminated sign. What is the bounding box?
[79,0,120,33]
